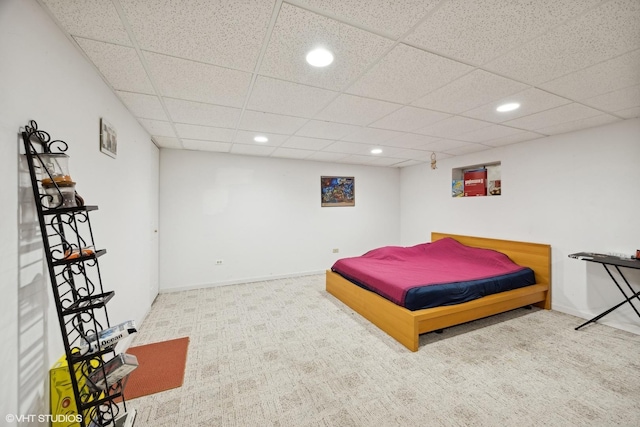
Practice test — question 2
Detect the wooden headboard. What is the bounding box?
[431,232,551,287]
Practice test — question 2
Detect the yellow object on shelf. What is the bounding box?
[50,355,82,427]
[50,355,102,427]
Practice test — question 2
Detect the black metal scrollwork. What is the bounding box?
[24,120,69,154]
[22,120,124,427]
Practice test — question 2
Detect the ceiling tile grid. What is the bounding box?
[246,76,338,118]
[119,0,276,71]
[41,0,132,45]
[346,43,475,104]
[315,94,402,126]
[290,0,441,39]
[259,3,394,91]
[115,91,168,121]
[75,38,155,94]
[404,0,604,66]
[143,52,253,108]
[39,0,639,167]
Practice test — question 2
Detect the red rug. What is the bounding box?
[122,337,189,400]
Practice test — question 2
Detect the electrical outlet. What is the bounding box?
[332,248,339,253]
[215,259,223,265]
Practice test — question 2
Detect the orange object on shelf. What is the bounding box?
[64,248,94,259]
[42,175,73,186]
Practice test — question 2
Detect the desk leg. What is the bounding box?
[575,264,640,330]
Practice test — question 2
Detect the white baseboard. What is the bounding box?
[552,303,640,336]
[159,269,325,294]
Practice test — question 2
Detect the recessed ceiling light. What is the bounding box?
[496,102,520,112]
[254,135,268,143]
[371,148,383,154]
[306,48,334,67]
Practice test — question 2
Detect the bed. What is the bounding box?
[326,232,551,351]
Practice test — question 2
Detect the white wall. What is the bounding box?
[0,0,159,424]
[159,149,400,291]
[401,118,640,334]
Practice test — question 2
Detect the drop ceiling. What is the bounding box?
[39,0,640,167]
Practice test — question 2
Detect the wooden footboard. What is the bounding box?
[325,233,551,352]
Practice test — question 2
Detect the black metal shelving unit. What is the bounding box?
[21,120,135,427]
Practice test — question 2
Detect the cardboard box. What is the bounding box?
[463,169,487,196]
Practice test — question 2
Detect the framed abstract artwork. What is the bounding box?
[321,176,355,207]
[100,118,117,158]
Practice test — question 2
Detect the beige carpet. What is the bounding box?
[127,274,640,426]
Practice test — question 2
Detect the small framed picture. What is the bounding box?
[321,176,355,207]
[100,118,117,158]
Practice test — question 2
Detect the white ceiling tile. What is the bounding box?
[366,156,409,167]
[120,0,275,71]
[415,116,491,138]
[270,147,314,159]
[534,114,621,136]
[483,0,640,84]
[415,139,470,152]
[282,136,334,151]
[442,143,493,156]
[615,106,640,119]
[482,131,544,147]
[40,0,639,167]
[247,76,337,118]
[137,119,175,137]
[386,149,433,161]
[405,0,601,65]
[238,111,307,134]
[347,44,474,104]
[463,88,572,123]
[165,99,241,128]
[394,159,428,167]
[341,127,404,144]
[152,136,182,149]
[182,139,231,153]
[456,124,525,143]
[174,124,235,142]
[412,70,529,114]
[315,94,401,126]
[116,91,168,121]
[234,131,289,146]
[41,0,131,44]
[324,141,371,155]
[383,133,440,149]
[504,103,607,131]
[335,154,375,165]
[306,151,349,162]
[144,52,251,107]
[582,85,640,113]
[259,3,394,91]
[539,49,640,101]
[295,120,361,140]
[369,106,451,132]
[230,143,276,157]
[75,38,154,94]
[364,146,405,157]
[293,0,440,38]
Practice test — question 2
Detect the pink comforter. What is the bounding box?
[331,237,527,305]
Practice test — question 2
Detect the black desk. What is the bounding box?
[569,252,640,330]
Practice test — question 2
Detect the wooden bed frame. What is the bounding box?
[326,232,551,352]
